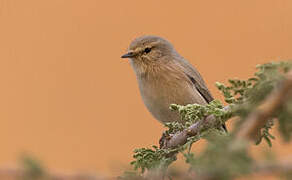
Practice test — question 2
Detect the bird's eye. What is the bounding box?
[144,47,151,54]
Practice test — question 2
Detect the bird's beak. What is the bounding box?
[121,51,135,58]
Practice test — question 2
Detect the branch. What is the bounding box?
[160,106,231,149]
[235,70,292,140]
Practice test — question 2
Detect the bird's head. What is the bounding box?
[121,35,176,64]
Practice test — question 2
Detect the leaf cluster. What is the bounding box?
[166,100,229,135]
[130,146,176,174]
[219,61,292,145]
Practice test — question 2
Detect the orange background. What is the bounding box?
[0,0,291,177]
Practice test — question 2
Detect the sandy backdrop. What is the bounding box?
[0,0,291,176]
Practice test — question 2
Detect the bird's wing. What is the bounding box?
[176,57,228,132]
[176,57,214,103]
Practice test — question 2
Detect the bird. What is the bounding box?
[121,35,227,132]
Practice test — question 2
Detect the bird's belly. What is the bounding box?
[141,94,180,123]
[138,78,206,124]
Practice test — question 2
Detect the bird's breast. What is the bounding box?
[136,68,206,123]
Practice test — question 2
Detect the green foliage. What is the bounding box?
[184,133,253,180]
[217,61,292,146]
[130,146,176,173]
[216,61,291,106]
[20,154,46,180]
[255,119,275,147]
[126,61,292,180]
[166,100,230,135]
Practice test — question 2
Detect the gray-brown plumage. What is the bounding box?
[122,35,227,131]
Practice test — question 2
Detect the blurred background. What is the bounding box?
[0,0,291,177]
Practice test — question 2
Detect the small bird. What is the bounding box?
[121,35,227,131]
